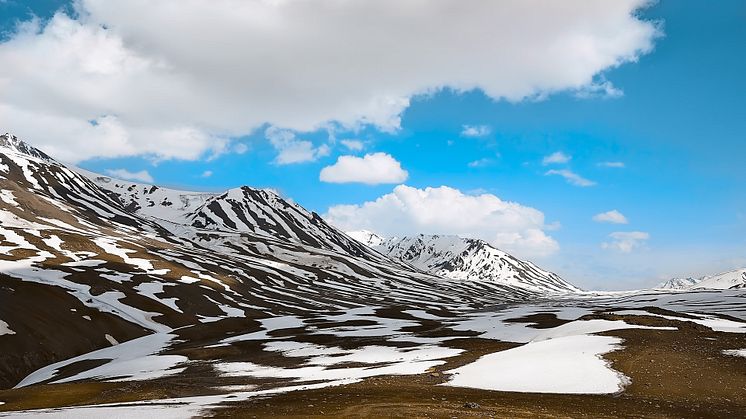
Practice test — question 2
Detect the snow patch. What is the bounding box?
[0,319,16,336]
[722,349,746,358]
[445,335,629,394]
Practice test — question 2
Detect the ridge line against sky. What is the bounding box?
[1,0,745,290]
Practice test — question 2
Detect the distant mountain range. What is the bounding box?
[657,268,746,290]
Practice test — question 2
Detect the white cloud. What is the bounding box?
[542,151,571,165]
[545,169,596,187]
[574,78,623,99]
[602,231,649,253]
[325,185,559,258]
[467,158,493,168]
[320,153,408,185]
[598,161,626,168]
[593,210,628,224]
[265,126,330,165]
[105,168,153,183]
[461,125,491,138]
[340,139,364,152]
[233,143,249,154]
[201,170,213,178]
[0,0,660,162]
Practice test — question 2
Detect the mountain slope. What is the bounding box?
[1,133,542,389]
[349,232,580,293]
[86,173,378,258]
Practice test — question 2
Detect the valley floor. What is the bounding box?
[0,290,745,418]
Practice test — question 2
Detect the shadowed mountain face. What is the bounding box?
[0,133,576,389]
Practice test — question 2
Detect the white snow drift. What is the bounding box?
[445,335,628,394]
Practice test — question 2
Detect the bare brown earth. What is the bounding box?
[0,311,744,418]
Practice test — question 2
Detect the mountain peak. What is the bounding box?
[0,133,53,161]
[351,232,580,293]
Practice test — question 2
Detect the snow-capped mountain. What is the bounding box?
[349,233,580,293]
[1,133,545,388]
[694,268,746,289]
[657,268,746,290]
[656,277,700,290]
[86,173,375,257]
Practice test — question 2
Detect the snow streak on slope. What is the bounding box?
[352,233,579,293]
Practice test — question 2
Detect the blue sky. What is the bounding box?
[1,0,745,289]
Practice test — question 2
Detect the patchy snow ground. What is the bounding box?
[217,344,459,383]
[445,334,628,394]
[610,309,746,334]
[2,292,745,417]
[16,333,186,388]
[443,318,675,394]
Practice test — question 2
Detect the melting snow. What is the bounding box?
[16,333,186,388]
[445,335,628,394]
[0,189,18,206]
[611,309,746,334]
[217,343,459,383]
[0,319,16,336]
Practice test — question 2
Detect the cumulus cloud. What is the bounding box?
[602,231,649,253]
[0,0,660,162]
[265,126,330,165]
[461,125,491,138]
[542,151,572,165]
[545,169,596,187]
[340,139,365,152]
[320,153,408,185]
[105,168,153,183]
[598,161,626,168]
[593,210,628,224]
[325,185,559,258]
